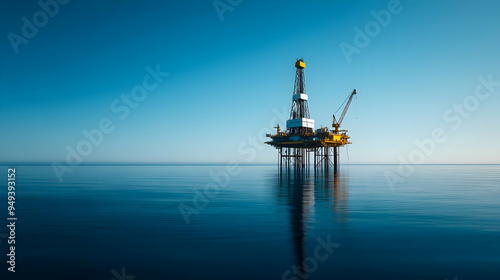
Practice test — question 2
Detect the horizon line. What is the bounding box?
[0,162,499,166]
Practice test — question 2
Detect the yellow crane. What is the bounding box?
[332,89,357,132]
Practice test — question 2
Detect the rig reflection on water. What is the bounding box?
[275,170,349,276]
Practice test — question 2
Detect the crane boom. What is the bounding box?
[333,89,356,131]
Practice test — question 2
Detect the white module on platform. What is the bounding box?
[292,93,308,101]
[286,118,315,129]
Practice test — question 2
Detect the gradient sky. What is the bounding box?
[1,0,499,164]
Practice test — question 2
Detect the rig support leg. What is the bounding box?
[279,148,282,171]
[334,147,338,174]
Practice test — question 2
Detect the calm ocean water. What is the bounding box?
[0,164,499,279]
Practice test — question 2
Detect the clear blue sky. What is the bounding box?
[1,0,499,164]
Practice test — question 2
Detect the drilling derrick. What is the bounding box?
[266,59,357,173]
[288,59,313,135]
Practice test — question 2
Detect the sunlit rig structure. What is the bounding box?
[265,58,357,173]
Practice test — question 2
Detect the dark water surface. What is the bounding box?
[1,164,499,279]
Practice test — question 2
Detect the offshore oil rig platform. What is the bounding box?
[266,59,357,172]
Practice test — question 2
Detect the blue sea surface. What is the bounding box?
[0,164,499,279]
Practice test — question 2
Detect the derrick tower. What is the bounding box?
[287,59,314,135]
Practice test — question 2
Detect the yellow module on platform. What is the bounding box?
[266,127,351,148]
[265,58,357,171]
